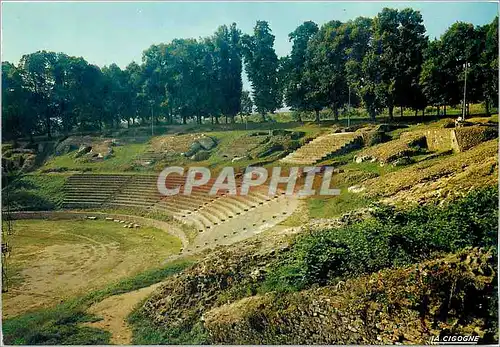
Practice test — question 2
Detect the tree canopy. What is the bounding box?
[2,11,498,140]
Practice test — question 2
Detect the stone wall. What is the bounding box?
[401,126,498,153]
[401,128,454,152]
[453,126,498,152]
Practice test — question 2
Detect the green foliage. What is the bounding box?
[241,21,282,119]
[240,90,253,115]
[305,20,346,120]
[2,174,67,210]
[282,21,319,116]
[264,187,498,292]
[2,307,110,345]
[2,10,498,138]
[128,311,208,345]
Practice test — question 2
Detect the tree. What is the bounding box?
[343,17,373,112]
[212,23,243,123]
[420,40,447,115]
[283,21,319,122]
[141,43,170,125]
[240,90,253,115]
[163,39,211,124]
[360,49,385,120]
[305,20,348,122]
[440,22,484,116]
[1,62,36,141]
[368,8,427,120]
[241,21,281,121]
[394,8,428,115]
[479,17,498,116]
[101,64,131,128]
[18,51,58,138]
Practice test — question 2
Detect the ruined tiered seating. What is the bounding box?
[281,132,362,165]
[105,175,165,209]
[62,174,132,208]
[134,150,165,164]
[61,174,286,234]
[158,188,275,232]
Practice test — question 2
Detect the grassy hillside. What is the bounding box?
[2,115,498,345]
[131,187,498,344]
[2,174,68,211]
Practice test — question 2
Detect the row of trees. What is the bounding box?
[2,23,252,140]
[2,8,498,140]
[282,9,498,122]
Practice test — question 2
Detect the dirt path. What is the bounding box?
[85,282,164,345]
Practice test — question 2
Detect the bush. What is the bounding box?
[263,187,498,292]
[2,306,110,345]
[3,175,67,211]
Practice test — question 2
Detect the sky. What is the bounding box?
[2,1,498,90]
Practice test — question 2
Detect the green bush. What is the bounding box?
[263,187,498,292]
[128,311,208,345]
[2,307,110,345]
[3,174,67,211]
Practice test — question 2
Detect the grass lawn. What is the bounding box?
[2,219,182,318]
[40,143,148,173]
[307,190,374,219]
[3,174,69,210]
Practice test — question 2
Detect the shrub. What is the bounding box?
[263,186,498,292]
[2,307,110,345]
[3,175,67,211]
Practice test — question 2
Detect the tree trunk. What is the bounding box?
[261,113,266,122]
[437,105,440,117]
[182,115,187,125]
[485,99,490,117]
[333,104,339,121]
[400,106,403,117]
[414,109,417,117]
[388,106,394,121]
[45,113,51,140]
[225,115,228,124]
[444,105,447,116]
[211,115,214,124]
[369,109,376,121]
[466,103,470,117]
[315,109,320,124]
[215,115,219,124]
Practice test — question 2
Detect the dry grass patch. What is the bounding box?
[363,139,498,204]
[357,133,427,163]
[2,219,181,317]
[150,133,209,154]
